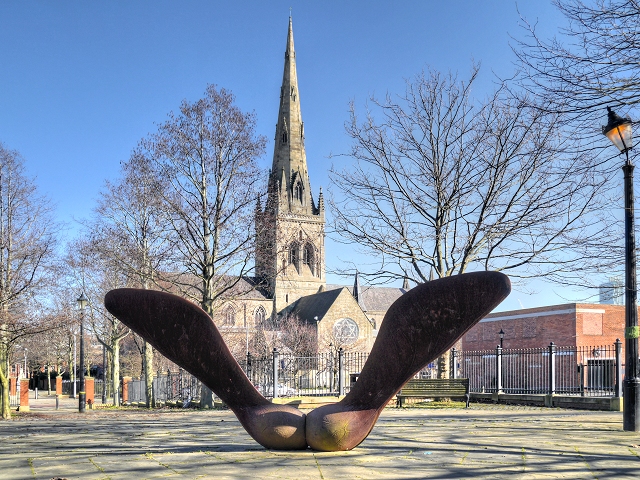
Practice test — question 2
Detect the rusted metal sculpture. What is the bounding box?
[105,271,510,451]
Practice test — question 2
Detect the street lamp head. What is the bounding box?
[76,292,88,311]
[499,328,505,339]
[603,106,633,153]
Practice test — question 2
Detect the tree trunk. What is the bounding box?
[112,341,120,406]
[437,350,451,379]
[200,386,213,409]
[46,364,51,395]
[143,341,154,408]
[0,348,9,419]
[68,337,74,396]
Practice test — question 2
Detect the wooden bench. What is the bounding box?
[396,378,470,408]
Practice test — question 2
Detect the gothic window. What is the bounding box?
[282,130,288,144]
[294,181,303,202]
[289,242,299,267]
[333,318,360,345]
[223,306,236,327]
[303,243,315,275]
[254,306,267,328]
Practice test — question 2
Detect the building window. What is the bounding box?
[303,243,315,275]
[294,181,303,202]
[289,242,299,267]
[223,306,236,327]
[333,318,359,345]
[254,306,266,328]
[282,131,288,144]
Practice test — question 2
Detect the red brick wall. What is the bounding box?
[19,379,29,410]
[462,303,630,352]
[575,304,625,348]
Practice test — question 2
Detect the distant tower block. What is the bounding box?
[600,278,623,305]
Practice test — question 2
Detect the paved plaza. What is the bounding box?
[2,396,640,479]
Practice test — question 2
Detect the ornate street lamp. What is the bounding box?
[499,329,505,349]
[77,293,88,413]
[603,106,640,431]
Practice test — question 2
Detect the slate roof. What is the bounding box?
[326,284,405,313]
[230,276,271,300]
[283,287,348,324]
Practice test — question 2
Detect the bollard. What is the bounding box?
[35,387,38,400]
[56,395,59,410]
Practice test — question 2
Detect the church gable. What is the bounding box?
[285,287,373,351]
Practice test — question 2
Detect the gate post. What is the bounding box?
[548,342,556,395]
[19,379,29,412]
[496,345,503,393]
[338,348,344,396]
[615,338,623,398]
[272,348,279,399]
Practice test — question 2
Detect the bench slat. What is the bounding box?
[397,378,470,408]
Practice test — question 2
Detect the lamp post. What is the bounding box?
[603,106,640,431]
[23,348,27,379]
[499,329,505,349]
[77,293,88,413]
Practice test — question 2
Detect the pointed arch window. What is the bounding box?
[223,306,236,327]
[289,242,299,268]
[303,243,315,275]
[254,306,267,328]
[282,130,288,144]
[294,181,303,202]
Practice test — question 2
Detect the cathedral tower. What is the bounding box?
[255,17,326,313]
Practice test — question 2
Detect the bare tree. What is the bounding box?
[65,238,130,406]
[87,151,169,407]
[329,67,612,288]
[513,0,640,122]
[0,143,60,419]
[144,85,266,315]
[275,313,317,356]
[330,67,617,378]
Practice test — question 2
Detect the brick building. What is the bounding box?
[461,303,626,351]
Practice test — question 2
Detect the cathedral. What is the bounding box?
[215,18,405,354]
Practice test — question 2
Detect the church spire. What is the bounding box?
[353,271,367,311]
[255,19,326,310]
[268,17,314,216]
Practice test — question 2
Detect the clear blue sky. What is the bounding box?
[1,1,590,311]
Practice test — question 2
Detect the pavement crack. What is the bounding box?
[27,457,36,478]
[88,457,111,479]
[312,453,325,479]
[573,446,598,479]
[143,452,180,474]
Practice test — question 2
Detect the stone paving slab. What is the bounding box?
[1,402,640,479]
